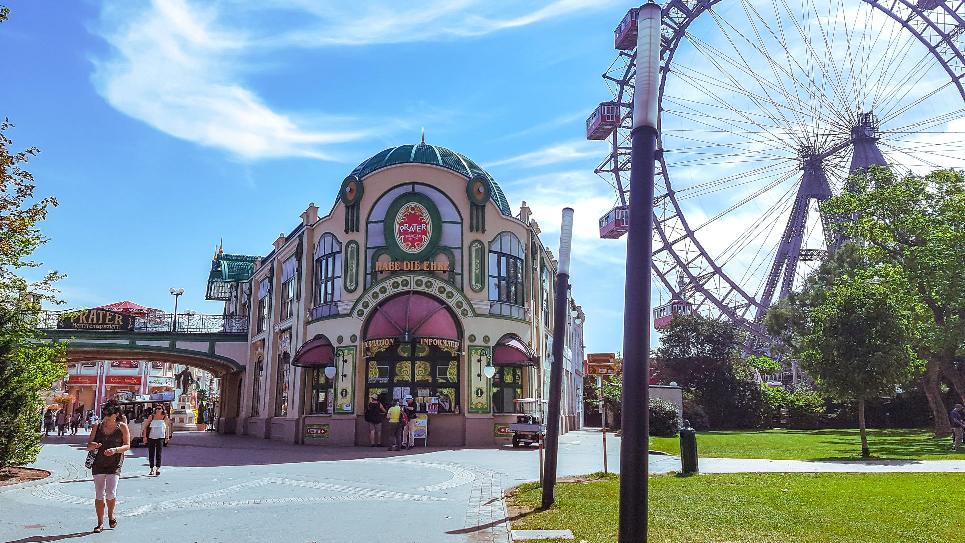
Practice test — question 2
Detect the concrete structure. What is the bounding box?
[216,141,586,446]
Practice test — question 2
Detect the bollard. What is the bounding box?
[679,420,698,475]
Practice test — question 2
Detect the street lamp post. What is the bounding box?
[541,207,575,509]
[169,288,184,333]
[620,3,661,543]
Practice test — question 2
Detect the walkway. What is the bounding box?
[2,430,962,543]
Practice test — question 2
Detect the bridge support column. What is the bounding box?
[218,371,244,435]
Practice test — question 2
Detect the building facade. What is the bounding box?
[215,141,585,446]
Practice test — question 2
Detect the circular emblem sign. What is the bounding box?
[394,203,433,254]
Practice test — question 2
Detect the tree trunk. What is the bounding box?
[940,355,965,403]
[923,359,951,436]
[857,398,869,458]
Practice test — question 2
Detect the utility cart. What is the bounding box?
[509,398,546,448]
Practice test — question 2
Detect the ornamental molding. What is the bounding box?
[349,274,477,323]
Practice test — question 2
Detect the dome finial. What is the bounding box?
[421,127,425,144]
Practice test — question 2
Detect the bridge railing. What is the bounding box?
[37,310,249,335]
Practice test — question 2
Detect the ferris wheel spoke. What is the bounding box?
[690,168,798,232]
[884,108,965,133]
[868,42,936,116]
[880,79,957,127]
[672,161,791,199]
[663,107,793,150]
[879,142,944,170]
[718,181,798,265]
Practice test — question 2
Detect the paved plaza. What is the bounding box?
[4,430,964,543]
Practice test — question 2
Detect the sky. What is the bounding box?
[2,0,961,354]
[1,0,631,353]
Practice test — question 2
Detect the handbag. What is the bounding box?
[84,424,101,469]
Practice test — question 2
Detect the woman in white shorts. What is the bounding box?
[86,402,130,533]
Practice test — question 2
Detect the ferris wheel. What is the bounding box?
[589,0,965,347]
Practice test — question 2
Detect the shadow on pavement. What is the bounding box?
[47,433,469,468]
[5,531,92,543]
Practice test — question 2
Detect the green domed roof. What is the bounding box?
[348,142,512,216]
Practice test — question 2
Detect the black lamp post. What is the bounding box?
[619,3,662,542]
[541,207,575,509]
[169,288,184,333]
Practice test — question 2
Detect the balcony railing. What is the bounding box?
[37,310,249,335]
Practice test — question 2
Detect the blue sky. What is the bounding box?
[1,0,632,353]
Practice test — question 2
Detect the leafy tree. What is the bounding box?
[822,167,965,435]
[655,315,764,429]
[0,10,66,471]
[799,276,920,456]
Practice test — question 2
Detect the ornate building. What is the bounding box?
[213,141,585,446]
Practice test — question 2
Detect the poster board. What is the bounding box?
[412,414,428,445]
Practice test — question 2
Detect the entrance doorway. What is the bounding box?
[362,292,463,415]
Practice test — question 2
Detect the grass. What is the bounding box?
[648,428,965,460]
[509,472,965,543]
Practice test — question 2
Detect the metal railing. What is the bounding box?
[37,310,249,335]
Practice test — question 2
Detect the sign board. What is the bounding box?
[304,423,330,443]
[111,360,140,369]
[148,376,175,388]
[494,423,514,440]
[150,391,175,401]
[395,202,433,254]
[106,375,142,386]
[57,309,135,331]
[68,375,97,385]
[412,414,428,443]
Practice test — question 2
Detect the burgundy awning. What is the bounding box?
[492,335,536,366]
[291,336,335,368]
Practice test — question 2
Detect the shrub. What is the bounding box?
[682,392,710,430]
[785,389,825,429]
[649,398,681,437]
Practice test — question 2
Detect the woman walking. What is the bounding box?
[43,409,54,436]
[86,403,130,533]
[142,405,171,476]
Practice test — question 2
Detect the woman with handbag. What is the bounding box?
[85,402,130,533]
[141,405,171,476]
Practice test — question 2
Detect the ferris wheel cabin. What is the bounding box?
[653,300,693,329]
[614,7,639,50]
[599,205,629,239]
[586,102,619,140]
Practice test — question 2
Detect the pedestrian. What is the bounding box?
[71,411,83,435]
[951,404,965,451]
[364,395,386,447]
[386,400,403,451]
[56,409,67,437]
[142,405,171,476]
[402,395,417,450]
[43,410,54,436]
[86,402,130,533]
[85,410,93,431]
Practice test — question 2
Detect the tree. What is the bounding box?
[655,315,764,429]
[798,276,920,456]
[0,9,66,470]
[822,167,965,435]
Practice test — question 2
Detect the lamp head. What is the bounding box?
[483,365,496,379]
[170,288,184,296]
[323,366,337,380]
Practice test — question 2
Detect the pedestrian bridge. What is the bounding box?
[37,309,249,377]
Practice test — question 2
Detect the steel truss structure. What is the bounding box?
[593,0,965,349]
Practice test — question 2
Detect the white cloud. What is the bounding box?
[485,140,601,168]
[91,0,614,161]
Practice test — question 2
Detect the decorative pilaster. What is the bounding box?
[468,345,492,413]
[335,346,357,414]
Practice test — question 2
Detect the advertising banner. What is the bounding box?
[304,423,330,443]
[68,375,98,385]
[106,375,142,386]
[57,309,135,331]
[148,376,175,388]
[111,360,140,369]
[412,414,428,442]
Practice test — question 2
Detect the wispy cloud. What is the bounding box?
[485,140,600,168]
[89,0,615,161]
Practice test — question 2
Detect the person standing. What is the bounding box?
[43,410,54,436]
[86,403,130,533]
[364,395,386,447]
[55,409,67,437]
[951,404,965,451]
[142,406,171,476]
[386,400,403,451]
[71,411,83,435]
[402,396,417,450]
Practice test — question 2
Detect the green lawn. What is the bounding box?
[509,472,965,543]
[649,428,965,460]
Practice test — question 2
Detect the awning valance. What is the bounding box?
[291,336,335,368]
[492,335,536,366]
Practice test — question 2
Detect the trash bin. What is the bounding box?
[679,420,698,474]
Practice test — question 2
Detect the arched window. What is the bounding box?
[489,232,526,318]
[312,233,342,319]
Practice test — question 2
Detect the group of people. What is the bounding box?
[364,395,419,451]
[43,407,95,436]
[84,401,171,534]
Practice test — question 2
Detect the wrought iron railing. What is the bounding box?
[37,310,249,335]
